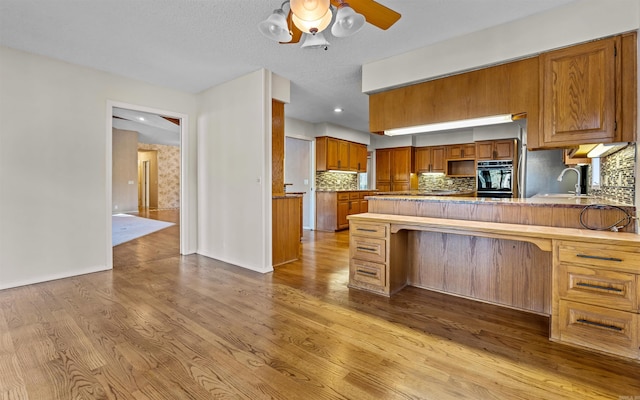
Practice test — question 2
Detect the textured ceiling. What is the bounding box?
[0,0,577,135]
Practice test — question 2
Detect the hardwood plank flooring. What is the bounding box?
[1,209,639,399]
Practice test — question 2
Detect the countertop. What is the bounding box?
[272,193,304,199]
[366,194,634,209]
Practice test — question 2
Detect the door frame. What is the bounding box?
[106,100,190,268]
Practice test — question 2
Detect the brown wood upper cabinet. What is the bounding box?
[414,146,445,173]
[316,136,367,172]
[446,143,476,160]
[540,36,619,147]
[376,147,414,191]
[476,139,514,160]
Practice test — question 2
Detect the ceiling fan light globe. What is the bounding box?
[292,8,332,34]
[290,0,330,21]
[331,6,365,37]
[258,10,292,42]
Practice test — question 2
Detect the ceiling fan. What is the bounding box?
[259,0,401,49]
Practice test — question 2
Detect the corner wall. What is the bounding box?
[197,69,273,273]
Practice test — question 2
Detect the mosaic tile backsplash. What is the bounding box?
[418,175,476,192]
[316,171,358,191]
[591,143,636,205]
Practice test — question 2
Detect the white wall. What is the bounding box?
[0,46,199,289]
[197,69,273,273]
[363,0,640,93]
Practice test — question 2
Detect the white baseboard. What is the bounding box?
[0,265,112,290]
[195,250,273,274]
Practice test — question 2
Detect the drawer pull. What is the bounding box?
[356,228,378,233]
[576,254,623,262]
[575,282,623,293]
[357,246,377,252]
[576,318,623,332]
[356,269,378,277]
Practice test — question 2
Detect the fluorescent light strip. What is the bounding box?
[586,142,628,158]
[384,114,513,136]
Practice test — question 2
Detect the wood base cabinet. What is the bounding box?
[348,221,407,296]
[552,241,640,359]
[316,191,374,232]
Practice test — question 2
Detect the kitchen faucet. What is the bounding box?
[557,167,581,196]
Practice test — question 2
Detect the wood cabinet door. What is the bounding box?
[461,143,476,159]
[348,143,360,171]
[376,182,391,192]
[430,146,446,173]
[540,36,618,146]
[349,143,367,172]
[391,147,412,182]
[337,201,349,229]
[446,145,463,160]
[392,182,410,191]
[414,147,432,172]
[348,200,360,215]
[358,145,368,172]
[376,149,391,182]
[493,140,514,159]
[359,199,368,213]
[326,138,340,170]
[338,140,350,170]
[476,141,495,160]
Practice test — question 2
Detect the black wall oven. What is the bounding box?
[476,160,514,198]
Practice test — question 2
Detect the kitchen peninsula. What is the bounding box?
[348,195,640,360]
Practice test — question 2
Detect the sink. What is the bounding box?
[532,193,593,198]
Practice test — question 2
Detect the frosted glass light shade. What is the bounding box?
[258,9,292,42]
[331,5,365,37]
[301,32,330,49]
[290,0,330,21]
[292,8,332,34]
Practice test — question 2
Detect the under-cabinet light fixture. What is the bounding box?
[327,170,357,174]
[586,142,629,158]
[384,114,513,136]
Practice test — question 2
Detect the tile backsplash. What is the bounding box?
[316,171,358,191]
[418,175,476,192]
[591,143,636,205]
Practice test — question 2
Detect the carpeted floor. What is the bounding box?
[112,213,174,246]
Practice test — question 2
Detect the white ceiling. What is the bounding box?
[0,0,577,136]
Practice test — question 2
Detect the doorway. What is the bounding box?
[284,136,314,231]
[107,101,189,268]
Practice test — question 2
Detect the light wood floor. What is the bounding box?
[1,209,639,399]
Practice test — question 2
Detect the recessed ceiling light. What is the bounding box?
[138,117,145,121]
[334,108,343,113]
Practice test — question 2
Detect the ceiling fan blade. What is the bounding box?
[282,10,303,44]
[330,0,401,30]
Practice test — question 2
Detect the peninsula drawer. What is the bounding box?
[558,242,640,273]
[349,192,360,200]
[337,192,350,201]
[350,259,386,288]
[350,237,386,263]
[350,222,387,238]
[558,300,639,359]
[558,264,637,312]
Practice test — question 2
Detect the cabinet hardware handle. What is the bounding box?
[357,228,377,232]
[357,246,377,252]
[576,318,623,332]
[358,162,361,170]
[357,269,378,277]
[338,160,341,168]
[576,254,623,262]
[576,282,623,293]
